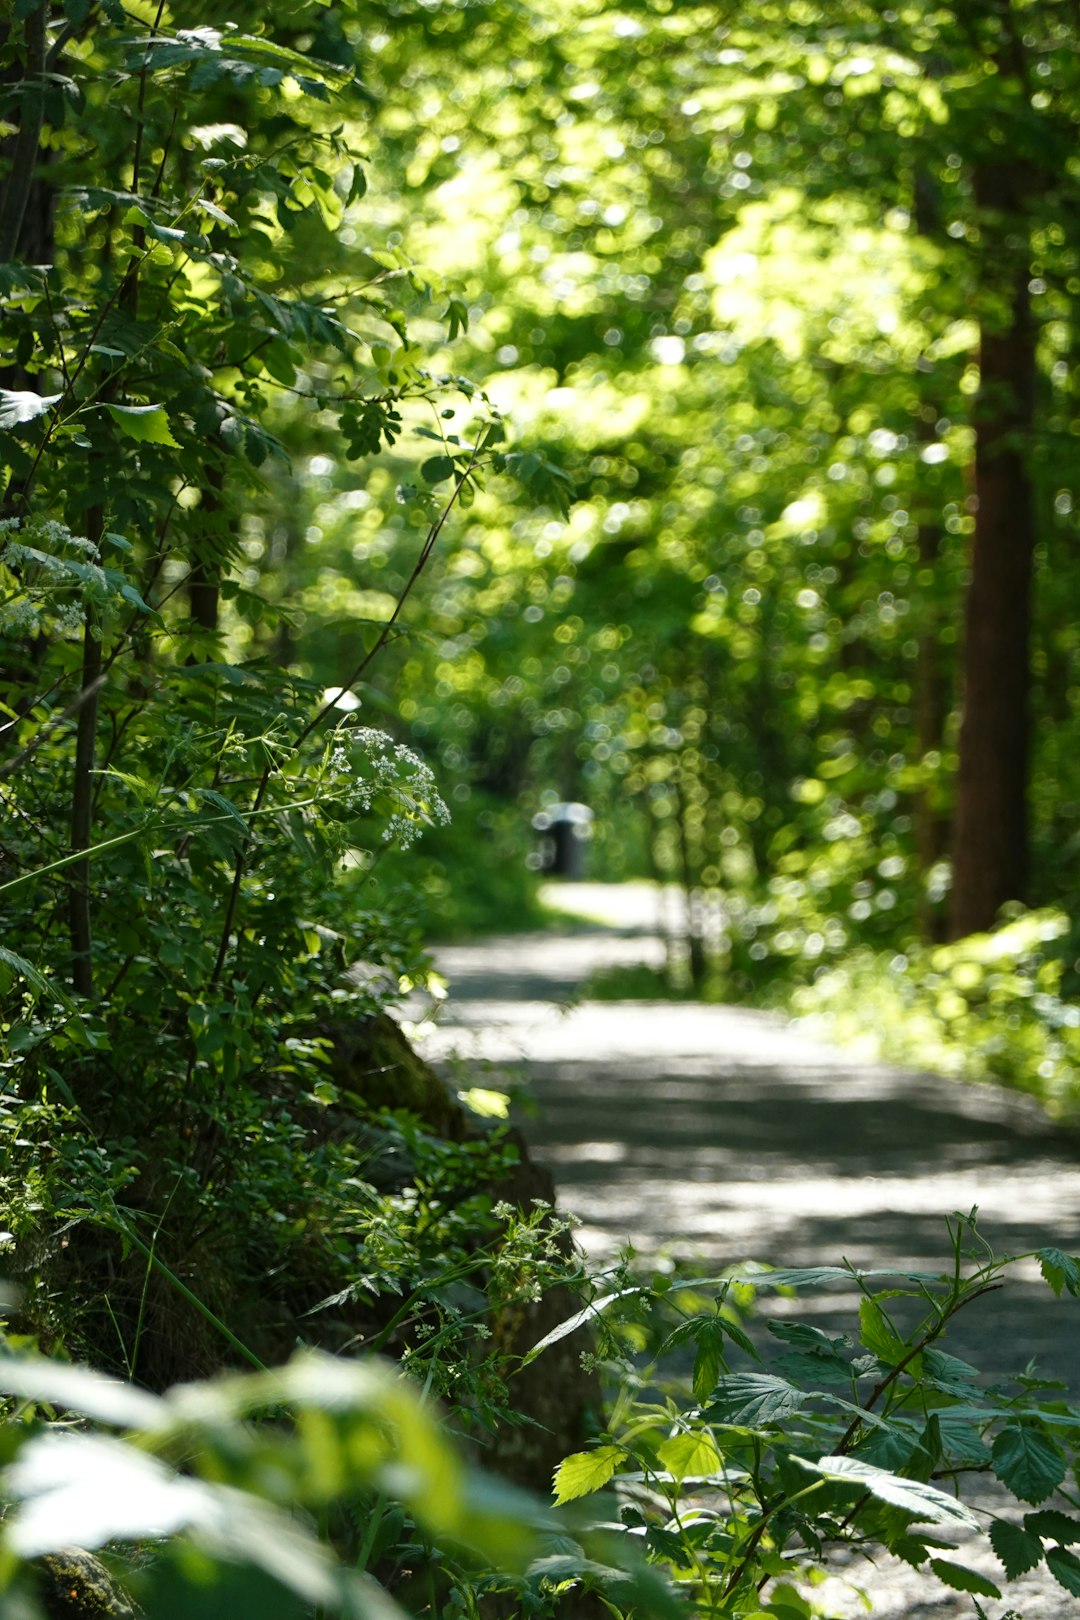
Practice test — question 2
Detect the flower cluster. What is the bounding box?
[320,724,450,849]
[0,517,106,637]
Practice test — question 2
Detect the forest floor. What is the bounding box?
[410,881,1080,1619]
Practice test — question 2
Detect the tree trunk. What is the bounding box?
[949,163,1037,939]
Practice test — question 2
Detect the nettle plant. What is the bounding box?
[548,1214,1080,1617]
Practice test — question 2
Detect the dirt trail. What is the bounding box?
[410,884,1080,1617]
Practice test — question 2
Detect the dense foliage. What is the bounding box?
[6,0,1080,1616]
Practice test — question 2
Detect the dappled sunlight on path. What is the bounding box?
[411,883,1080,1617]
[413,885,1080,1393]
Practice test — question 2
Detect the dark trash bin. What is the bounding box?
[532,802,593,879]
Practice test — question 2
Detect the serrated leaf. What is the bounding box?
[1047,1546,1080,1596]
[934,1420,989,1467]
[775,1350,853,1388]
[989,1519,1044,1578]
[992,1424,1065,1504]
[104,404,180,447]
[920,1347,981,1395]
[692,1322,725,1401]
[707,1374,806,1428]
[767,1321,849,1353]
[1025,1509,1080,1544]
[718,1314,760,1361]
[1037,1248,1080,1298]
[807,1457,979,1528]
[0,389,62,428]
[929,1559,1000,1598]
[859,1298,908,1365]
[552,1445,624,1506]
[656,1431,721,1482]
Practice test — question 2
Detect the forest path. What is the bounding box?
[412,884,1080,1618]
[414,882,1080,1388]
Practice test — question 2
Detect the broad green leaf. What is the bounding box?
[707,1374,806,1427]
[552,1445,625,1505]
[521,1289,640,1366]
[989,1519,1043,1578]
[0,389,62,428]
[807,1457,979,1528]
[656,1431,722,1482]
[420,455,455,486]
[1037,1248,1080,1298]
[928,1560,1000,1599]
[1047,1546,1080,1596]
[726,1265,940,1290]
[776,1350,853,1388]
[104,404,180,448]
[991,1424,1065,1504]
[1025,1509,1080,1544]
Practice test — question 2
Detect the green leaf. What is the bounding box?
[928,1560,1001,1599]
[656,1431,722,1482]
[991,1424,1066,1504]
[552,1445,625,1506]
[989,1519,1044,1578]
[195,196,237,228]
[0,389,62,428]
[1025,1509,1080,1544]
[1037,1247,1080,1298]
[1048,1546,1080,1595]
[707,1374,806,1428]
[692,1321,726,1401]
[858,1298,908,1365]
[0,947,79,1016]
[420,455,455,486]
[726,1264,940,1290]
[521,1289,640,1366]
[767,1322,849,1353]
[806,1457,979,1528]
[104,404,180,447]
[718,1315,761,1361]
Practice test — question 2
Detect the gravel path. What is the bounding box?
[409,884,1080,1617]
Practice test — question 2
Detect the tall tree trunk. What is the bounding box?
[949,162,1037,939]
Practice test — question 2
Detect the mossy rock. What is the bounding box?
[35,1550,140,1620]
[323,1012,464,1137]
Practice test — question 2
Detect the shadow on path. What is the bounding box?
[414,886,1080,1394]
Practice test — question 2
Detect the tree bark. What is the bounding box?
[949,162,1037,939]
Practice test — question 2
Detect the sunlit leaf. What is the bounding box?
[552,1445,625,1505]
[0,389,62,428]
[806,1457,979,1528]
[104,404,180,447]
